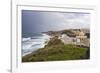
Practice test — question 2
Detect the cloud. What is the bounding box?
[42,12,90,30]
[22,10,90,34]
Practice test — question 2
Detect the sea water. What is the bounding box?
[22,33,50,56]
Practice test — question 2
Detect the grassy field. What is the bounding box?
[22,37,89,62]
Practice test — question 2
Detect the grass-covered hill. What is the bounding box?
[22,37,89,62]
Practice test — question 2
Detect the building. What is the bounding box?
[75,31,87,41]
[59,34,76,44]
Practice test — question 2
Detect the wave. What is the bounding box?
[22,33,50,56]
[22,37,31,42]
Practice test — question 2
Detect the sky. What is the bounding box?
[22,10,90,34]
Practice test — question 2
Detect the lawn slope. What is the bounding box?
[22,37,89,62]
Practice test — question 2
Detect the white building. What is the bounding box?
[59,34,76,44]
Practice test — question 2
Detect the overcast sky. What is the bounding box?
[22,10,90,34]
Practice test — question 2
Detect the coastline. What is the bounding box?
[22,35,89,62]
[22,29,90,62]
[22,33,51,56]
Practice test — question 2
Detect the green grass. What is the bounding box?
[22,37,89,62]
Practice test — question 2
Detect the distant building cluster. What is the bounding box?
[46,29,90,47]
[57,29,90,47]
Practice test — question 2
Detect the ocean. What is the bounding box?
[22,33,50,56]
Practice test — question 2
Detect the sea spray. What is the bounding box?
[22,33,50,56]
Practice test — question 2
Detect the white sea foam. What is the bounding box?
[22,37,31,42]
[22,34,50,56]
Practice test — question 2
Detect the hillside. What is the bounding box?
[22,37,89,62]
